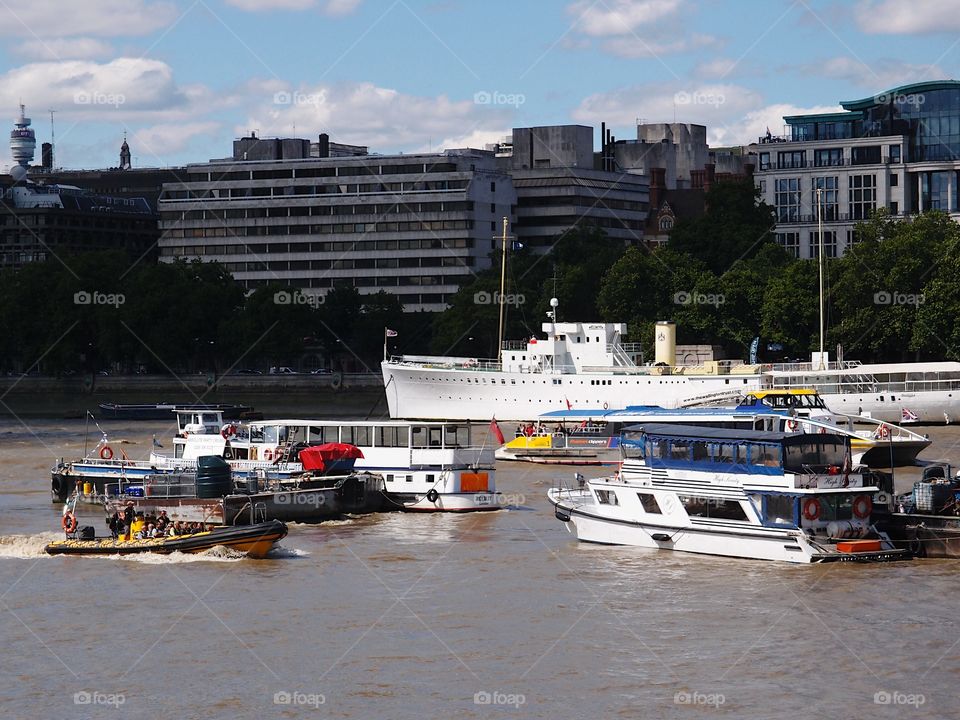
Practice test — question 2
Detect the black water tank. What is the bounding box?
[195,456,232,498]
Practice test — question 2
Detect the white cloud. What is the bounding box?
[567,0,683,36]
[855,0,960,34]
[133,121,222,159]
[694,57,746,80]
[11,38,114,61]
[573,82,763,133]
[710,103,844,147]
[602,32,720,59]
[0,58,196,118]
[240,81,514,152]
[796,56,946,91]
[0,0,178,37]
[225,0,361,13]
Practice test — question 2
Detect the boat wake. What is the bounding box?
[0,532,62,558]
[265,545,310,558]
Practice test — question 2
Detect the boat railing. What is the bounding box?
[767,360,864,372]
[771,377,960,394]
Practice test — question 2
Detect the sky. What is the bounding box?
[2,0,960,172]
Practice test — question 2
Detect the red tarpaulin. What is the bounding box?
[299,443,365,472]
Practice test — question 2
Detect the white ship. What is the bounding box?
[382,302,960,423]
[383,314,766,422]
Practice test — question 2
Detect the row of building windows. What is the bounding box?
[163,179,471,200]
[774,175,878,223]
[185,161,462,184]
[159,237,475,255]
[776,230,863,259]
[163,201,476,221]
[158,252,474,270]
[162,219,476,238]
[760,144,901,170]
[515,195,647,212]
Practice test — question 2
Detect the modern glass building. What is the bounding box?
[753,80,960,258]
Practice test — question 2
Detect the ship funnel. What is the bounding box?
[654,321,676,366]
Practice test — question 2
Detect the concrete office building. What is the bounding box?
[752,80,960,259]
[157,134,515,311]
[495,125,649,248]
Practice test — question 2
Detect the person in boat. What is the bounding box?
[107,511,122,539]
[524,423,534,437]
[130,511,146,540]
[122,502,135,541]
[156,511,169,532]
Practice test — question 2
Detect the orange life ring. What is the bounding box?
[787,419,799,431]
[802,497,821,522]
[852,494,871,519]
[100,446,114,460]
[61,511,78,534]
[877,425,890,440]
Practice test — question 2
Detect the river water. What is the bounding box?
[1,414,959,719]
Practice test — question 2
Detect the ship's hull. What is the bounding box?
[381,361,763,421]
[383,361,960,424]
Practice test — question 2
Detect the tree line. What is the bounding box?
[3,178,957,376]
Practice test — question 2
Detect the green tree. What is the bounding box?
[667,180,777,275]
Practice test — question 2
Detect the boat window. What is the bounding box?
[261,426,279,444]
[621,438,645,459]
[764,495,795,525]
[377,426,408,447]
[410,425,430,448]
[287,426,308,445]
[679,495,749,521]
[782,437,846,472]
[444,425,469,448]
[692,441,710,462]
[307,426,326,443]
[342,425,371,446]
[669,440,692,462]
[817,495,855,522]
[595,489,619,505]
[713,443,741,464]
[636,492,662,514]
[750,444,781,468]
[249,426,264,443]
[647,439,668,460]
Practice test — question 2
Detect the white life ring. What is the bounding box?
[220,423,238,440]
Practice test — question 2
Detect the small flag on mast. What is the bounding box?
[565,397,572,411]
[385,328,398,337]
[901,407,918,423]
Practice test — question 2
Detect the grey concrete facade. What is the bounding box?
[157,148,516,312]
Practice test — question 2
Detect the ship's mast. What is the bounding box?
[497,216,508,366]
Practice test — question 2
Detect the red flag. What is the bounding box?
[489,418,505,445]
[565,397,572,410]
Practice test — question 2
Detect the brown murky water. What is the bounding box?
[2,416,959,719]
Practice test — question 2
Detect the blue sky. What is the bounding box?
[2,0,960,171]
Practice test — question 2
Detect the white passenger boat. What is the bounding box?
[381,302,960,424]
[547,424,908,563]
[497,390,930,468]
[53,410,500,513]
